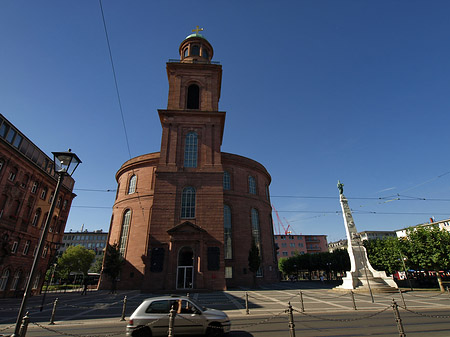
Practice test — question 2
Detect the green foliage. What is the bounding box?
[277,249,350,277]
[248,240,261,273]
[57,245,95,279]
[102,243,123,281]
[363,237,403,274]
[403,225,450,271]
[89,256,104,274]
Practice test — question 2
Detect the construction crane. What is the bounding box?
[272,204,293,235]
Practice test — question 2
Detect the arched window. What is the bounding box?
[187,84,199,109]
[128,175,137,194]
[10,270,21,291]
[224,205,232,259]
[119,210,131,256]
[32,272,41,290]
[181,187,196,218]
[184,132,198,168]
[202,48,209,59]
[251,208,260,246]
[248,176,256,195]
[8,167,17,182]
[0,269,10,291]
[191,45,200,56]
[31,208,41,227]
[223,171,231,190]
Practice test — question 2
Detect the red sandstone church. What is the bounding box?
[100,30,279,291]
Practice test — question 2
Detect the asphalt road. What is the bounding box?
[1,281,449,336]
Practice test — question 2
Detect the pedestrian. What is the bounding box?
[320,275,324,283]
[81,276,88,295]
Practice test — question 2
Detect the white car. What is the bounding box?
[127,295,231,337]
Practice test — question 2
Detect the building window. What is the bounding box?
[181,187,196,218]
[0,159,4,173]
[0,269,10,291]
[128,175,137,194]
[8,168,17,182]
[191,45,200,56]
[281,243,287,247]
[40,187,48,200]
[282,252,288,256]
[11,241,19,253]
[56,197,62,209]
[119,210,131,256]
[251,208,260,245]
[23,240,31,255]
[187,84,200,109]
[223,171,231,190]
[48,192,54,204]
[225,266,233,279]
[31,181,38,194]
[10,270,21,291]
[184,132,198,168]
[224,205,232,259]
[248,176,256,195]
[202,48,209,59]
[42,246,48,258]
[63,200,68,210]
[290,243,295,247]
[32,273,41,290]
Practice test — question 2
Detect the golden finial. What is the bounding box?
[192,26,204,34]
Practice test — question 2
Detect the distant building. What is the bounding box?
[0,114,76,297]
[275,234,328,258]
[58,230,108,260]
[328,239,348,252]
[359,231,396,241]
[396,218,450,238]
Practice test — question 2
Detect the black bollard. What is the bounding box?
[287,302,296,337]
[391,299,406,337]
[299,291,304,312]
[121,296,127,321]
[18,312,30,337]
[168,305,176,337]
[350,290,357,310]
[245,292,249,315]
[49,298,58,325]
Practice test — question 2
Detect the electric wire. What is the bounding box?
[99,0,132,159]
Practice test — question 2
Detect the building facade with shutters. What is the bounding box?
[99,32,279,292]
[0,114,76,297]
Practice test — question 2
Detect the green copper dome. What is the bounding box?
[184,33,207,41]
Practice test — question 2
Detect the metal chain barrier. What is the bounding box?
[399,306,450,319]
[31,321,123,337]
[233,309,288,329]
[293,305,391,322]
[0,323,15,332]
[404,291,446,298]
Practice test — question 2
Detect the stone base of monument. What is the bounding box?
[334,270,398,293]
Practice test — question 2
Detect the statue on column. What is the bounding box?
[337,180,344,195]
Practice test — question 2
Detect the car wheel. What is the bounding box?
[206,323,224,337]
[131,326,152,337]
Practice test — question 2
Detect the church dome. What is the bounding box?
[179,28,213,63]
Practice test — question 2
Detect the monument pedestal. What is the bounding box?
[334,190,397,293]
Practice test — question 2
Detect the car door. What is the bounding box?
[171,299,205,335]
[144,300,170,336]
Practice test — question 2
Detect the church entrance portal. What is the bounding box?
[177,247,194,289]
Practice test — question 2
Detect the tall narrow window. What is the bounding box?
[119,210,131,257]
[187,84,199,109]
[251,208,261,246]
[0,269,10,291]
[191,45,200,56]
[31,181,38,194]
[223,171,231,190]
[184,132,198,168]
[181,187,196,218]
[128,175,137,194]
[31,209,41,227]
[10,270,21,291]
[248,176,256,195]
[8,168,17,182]
[23,240,31,255]
[224,205,232,259]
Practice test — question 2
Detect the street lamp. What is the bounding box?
[13,150,81,336]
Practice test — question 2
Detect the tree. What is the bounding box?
[57,245,95,280]
[403,225,450,291]
[248,240,261,288]
[89,256,103,274]
[102,243,123,293]
[364,237,403,274]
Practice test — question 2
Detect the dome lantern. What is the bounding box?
[179,26,213,63]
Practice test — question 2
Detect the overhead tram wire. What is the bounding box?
[99,0,132,160]
[99,0,147,220]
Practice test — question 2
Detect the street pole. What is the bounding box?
[12,172,65,336]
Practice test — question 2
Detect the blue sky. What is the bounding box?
[1,1,450,242]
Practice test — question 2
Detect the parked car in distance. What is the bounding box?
[127,295,231,337]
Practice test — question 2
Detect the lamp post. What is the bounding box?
[13,150,81,336]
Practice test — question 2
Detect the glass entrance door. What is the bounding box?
[177,247,194,289]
